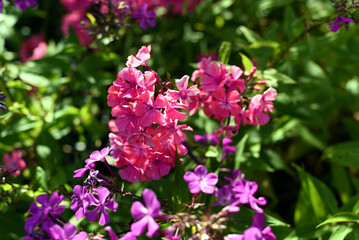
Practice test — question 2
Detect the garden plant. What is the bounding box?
[1,0,359,239]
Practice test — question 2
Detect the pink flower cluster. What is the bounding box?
[2,148,26,177]
[107,46,198,182]
[60,0,93,46]
[191,57,277,137]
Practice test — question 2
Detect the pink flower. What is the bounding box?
[126,45,152,68]
[130,188,162,237]
[247,88,276,126]
[233,180,267,213]
[19,34,47,63]
[183,165,218,194]
[2,149,26,176]
[209,88,242,118]
[167,75,200,104]
[201,62,229,91]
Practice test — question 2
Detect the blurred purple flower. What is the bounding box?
[13,0,37,11]
[233,180,267,213]
[130,188,162,237]
[193,133,219,146]
[221,138,236,161]
[226,213,276,240]
[329,16,353,32]
[47,222,88,240]
[85,186,118,225]
[133,3,156,30]
[25,192,65,234]
[183,165,218,194]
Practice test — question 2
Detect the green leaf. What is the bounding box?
[234,133,248,169]
[295,167,338,227]
[205,145,219,158]
[239,52,254,74]
[329,225,353,240]
[172,155,189,207]
[323,141,359,168]
[218,41,232,64]
[317,212,359,228]
[237,26,261,43]
[36,166,48,191]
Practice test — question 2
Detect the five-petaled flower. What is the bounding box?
[85,186,118,225]
[183,165,218,194]
[130,188,163,237]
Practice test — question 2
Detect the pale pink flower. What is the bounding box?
[126,45,152,68]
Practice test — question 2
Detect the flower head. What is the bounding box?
[47,222,88,240]
[329,16,354,32]
[133,3,157,30]
[85,186,118,225]
[13,0,37,11]
[183,165,218,194]
[2,148,26,176]
[19,34,47,63]
[130,188,162,237]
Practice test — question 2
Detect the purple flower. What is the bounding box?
[47,223,88,240]
[85,186,118,225]
[130,188,162,237]
[119,231,137,240]
[233,180,267,213]
[25,192,65,234]
[0,92,7,111]
[13,0,37,11]
[0,1,3,13]
[71,185,91,221]
[133,3,157,30]
[221,138,237,161]
[183,165,218,194]
[193,133,219,146]
[225,214,276,240]
[329,16,354,32]
[85,147,110,165]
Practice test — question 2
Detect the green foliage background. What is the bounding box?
[2,0,359,239]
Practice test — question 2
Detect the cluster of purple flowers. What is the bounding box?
[24,192,87,240]
[0,0,37,12]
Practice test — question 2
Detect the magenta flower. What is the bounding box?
[130,188,162,237]
[85,147,110,165]
[19,34,47,63]
[13,0,37,11]
[71,185,91,221]
[194,133,220,146]
[233,180,267,213]
[222,138,237,161]
[133,3,157,30]
[85,186,118,225]
[183,165,218,194]
[47,222,88,240]
[2,148,26,176]
[126,45,151,68]
[25,192,65,235]
[329,16,354,32]
[225,213,276,240]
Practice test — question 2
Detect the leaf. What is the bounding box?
[234,133,248,169]
[329,225,353,240]
[317,212,359,228]
[295,167,338,227]
[323,141,359,168]
[237,26,261,43]
[218,41,232,64]
[205,145,219,158]
[239,53,254,74]
[36,166,48,191]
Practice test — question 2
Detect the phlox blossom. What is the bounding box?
[329,16,354,32]
[2,148,26,176]
[184,165,218,194]
[131,188,162,237]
